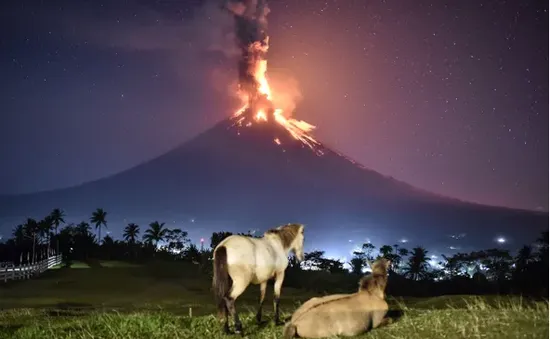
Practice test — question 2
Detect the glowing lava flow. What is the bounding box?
[229,37,322,155]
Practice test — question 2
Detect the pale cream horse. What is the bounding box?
[283,258,392,339]
[212,223,305,335]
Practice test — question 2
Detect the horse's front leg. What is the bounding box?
[256,281,267,324]
[273,270,285,326]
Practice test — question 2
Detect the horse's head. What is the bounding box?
[266,223,305,262]
[288,224,305,263]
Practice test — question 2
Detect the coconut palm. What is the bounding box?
[90,208,107,244]
[143,221,168,248]
[123,223,140,244]
[405,247,430,281]
[76,221,92,236]
[38,216,53,257]
[23,218,39,263]
[124,223,140,259]
[49,208,65,254]
[12,224,26,247]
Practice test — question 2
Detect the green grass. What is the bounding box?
[0,261,547,339]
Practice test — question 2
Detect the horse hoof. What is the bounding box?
[223,325,234,335]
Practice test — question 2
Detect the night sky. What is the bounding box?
[2,0,548,217]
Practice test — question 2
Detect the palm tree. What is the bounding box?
[361,242,376,261]
[515,245,534,271]
[378,245,400,272]
[123,223,140,244]
[90,208,107,244]
[38,216,53,258]
[75,221,94,260]
[406,247,430,281]
[12,224,26,247]
[349,251,366,275]
[23,218,39,263]
[76,221,92,236]
[143,221,168,248]
[124,223,140,259]
[49,208,65,255]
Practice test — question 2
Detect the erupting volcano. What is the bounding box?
[0,0,546,256]
[225,0,323,155]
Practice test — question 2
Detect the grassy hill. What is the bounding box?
[0,261,547,339]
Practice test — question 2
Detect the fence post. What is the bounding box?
[3,266,7,283]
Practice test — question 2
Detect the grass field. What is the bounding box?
[0,261,547,339]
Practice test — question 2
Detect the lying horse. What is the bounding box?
[283,258,392,339]
[212,223,305,335]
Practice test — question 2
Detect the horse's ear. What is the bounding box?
[366,259,373,269]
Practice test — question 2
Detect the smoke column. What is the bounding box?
[224,0,272,112]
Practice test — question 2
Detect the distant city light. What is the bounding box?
[496,237,506,244]
[428,255,442,269]
[400,238,408,243]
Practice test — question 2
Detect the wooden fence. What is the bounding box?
[0,254,62,283]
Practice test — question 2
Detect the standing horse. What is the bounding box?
[212,223,305,335]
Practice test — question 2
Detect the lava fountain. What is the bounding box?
[224,0,322,154]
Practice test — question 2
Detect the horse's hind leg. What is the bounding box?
[222,302,232,334]
[273,270,285,325]
[256,281,267,324]
[226,277,248,335]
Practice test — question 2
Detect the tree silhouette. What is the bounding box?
[164,228,190,254]
[74,221,95,260]
[440,253,468,279]
[90,208,108,243]
[515,245,534,273]
[12,224,26,247]
[38,216,53,257]
[378,245,402,273]
[349,250,366,275]
[49,208,65,255]
[406,247,430,281]
[123,223,140,244]
[23,218,39,263]
[143,221,168,248]
[361,243,376,261]
[123,223,140,259]
[210,231,233,249]
[303,250,326,270]
[479,249,513,283]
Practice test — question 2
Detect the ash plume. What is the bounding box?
[223,0,272,111]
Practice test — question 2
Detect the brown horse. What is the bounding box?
[283,258,392,338]
[212,223,305,335]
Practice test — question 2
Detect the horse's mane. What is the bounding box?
[265,223,303,249]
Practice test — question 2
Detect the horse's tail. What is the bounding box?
[282,322,297,339]
[212,245,231,317]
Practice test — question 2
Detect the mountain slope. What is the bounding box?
[0,117,546,253]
